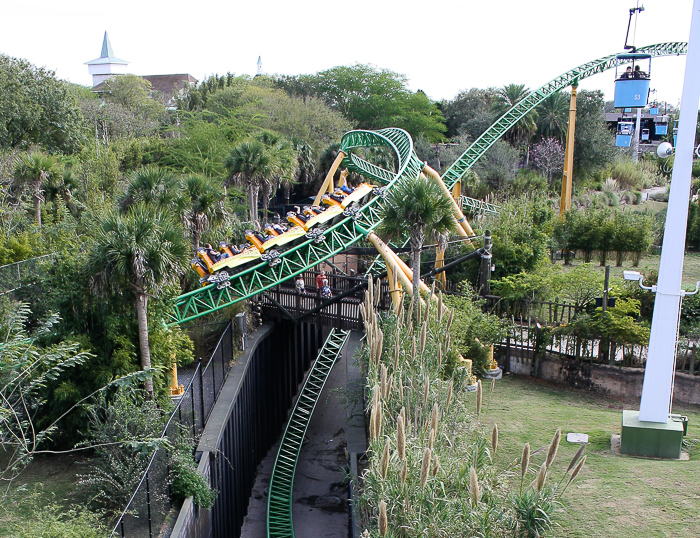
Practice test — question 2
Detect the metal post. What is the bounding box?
[479,230,492,296]
[198,360,205,429]
[639,0,700,423]
[146,472,153,537]
[634,107,642,164]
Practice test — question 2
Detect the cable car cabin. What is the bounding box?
[641,128,650,141]
[616,122,634,147]
[650,106,659,115]
[614,53,651,108]
[655,120,668,136]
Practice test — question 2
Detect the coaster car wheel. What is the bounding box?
[372,187,387,198]
[261,250,281,266]
[305,227,326,241]
[343,204,360,220]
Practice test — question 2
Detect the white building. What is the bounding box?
[84,32,129,87]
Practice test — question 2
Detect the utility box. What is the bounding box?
[620,410,685,459]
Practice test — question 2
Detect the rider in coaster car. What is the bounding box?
[289,209,310,223]
[205,244,222,263]
[339,183,354,195]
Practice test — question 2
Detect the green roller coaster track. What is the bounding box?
[167,42,687,325]
[266,328,350,538]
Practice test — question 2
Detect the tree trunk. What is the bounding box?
[247,182,256,225]
[135,292,154,397]
[33,180,42,227]
[412,245,421,327]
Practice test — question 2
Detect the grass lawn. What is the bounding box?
[483,375,700,538]
[557,251,700,287]
[0,453,86,537]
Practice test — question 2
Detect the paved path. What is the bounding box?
[240,331,365,538]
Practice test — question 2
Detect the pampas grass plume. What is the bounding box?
[469,466,481,505]
[535,461,547,493]
[491,423,499,455]
[428,427,435,452]
[567,444,586,473]
[432,453,440,477]
[423,375,430,405]
[401,458,408,485]
[568,454,587,485]
[381,438,390,479]
[521,442,530,479]
[378,500,388,536]
[446,378,454,411]
[476,380,483,416]
[431,402,439,435]
[420,448,431,490]
[381,365,388,399]
[546,428,561,468]
[397,414,406,461]
[420,322,427,355]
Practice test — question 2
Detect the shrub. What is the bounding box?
[170,438,218,509]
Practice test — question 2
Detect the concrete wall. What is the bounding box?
[504,348,700,406]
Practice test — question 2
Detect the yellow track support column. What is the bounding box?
[422,165,475,238]
[366,232,426,307]
[313,151,346,207]
[169,354,184,397]
[434,244,446,289]
[560,83,578,216]
[385,263,403,314]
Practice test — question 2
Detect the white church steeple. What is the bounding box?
[257,56,263,76]
[85,32,129,87]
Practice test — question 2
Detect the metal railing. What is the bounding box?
[111,322,233,537]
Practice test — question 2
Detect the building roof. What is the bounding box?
[142,74,198,97]
[85,31,128,66]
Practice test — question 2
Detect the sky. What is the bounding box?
[0,0,695,107]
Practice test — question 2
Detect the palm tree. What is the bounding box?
[255,131,297,222]
[89,204,188,397]
[377,176,456,325]
[181,174,229,250]
[118,166,182,212]
[224,140,273,227]
[536,92,569,142]
[491,84,538,148]
[14,151,59,227]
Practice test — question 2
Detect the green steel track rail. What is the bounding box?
[168,129,423,325]
[266,328,351,538]
[460,195,500,215]
[441,42,687,189]
[169,43,686,324]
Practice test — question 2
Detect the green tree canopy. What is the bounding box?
[0,54,85,153]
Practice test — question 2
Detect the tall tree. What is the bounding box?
[118,166,182,212]
[377,176,456,325]
[14,151,59,227]
[89,204,188,396]
[181,174,228,250]
[224,140,273,226]
[0,54,85,153]
[536,92,569,142]
[491,84,538,148]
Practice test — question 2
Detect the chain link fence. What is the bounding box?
[111,322,233,537]
[0,253,55,295]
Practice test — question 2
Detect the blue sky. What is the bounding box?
[0,0,694,107]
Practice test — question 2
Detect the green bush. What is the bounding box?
[11,494,108,538]
[605,159,662,191]
[170,444,218,509]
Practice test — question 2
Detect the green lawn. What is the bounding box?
[0,453,86,537]
[557,251,700,287]
[483,375,700,538]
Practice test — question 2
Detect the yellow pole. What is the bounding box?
[366,232,426,307]
[169,346,184,397]
[422,165,475,238]
[434,245,446,289]
[385,263,402,313]
[451,179,461,200]
[560,84,578,216]
[313,151,346,207]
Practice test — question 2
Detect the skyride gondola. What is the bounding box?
[614,5,651,109]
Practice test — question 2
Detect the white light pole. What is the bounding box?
[638,0,700,423]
